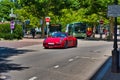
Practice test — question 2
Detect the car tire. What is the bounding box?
[44,47,48,49]
[64,41,68,49]
[74,40,77,47]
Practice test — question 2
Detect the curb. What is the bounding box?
[90,57,111,80]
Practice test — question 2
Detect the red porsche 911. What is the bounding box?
[43,32,77,49]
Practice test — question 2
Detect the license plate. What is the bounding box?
[48,43,54,45]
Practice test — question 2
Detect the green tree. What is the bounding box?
[18,0,80,37]
[15,0,115,38]
[0,0,15,21]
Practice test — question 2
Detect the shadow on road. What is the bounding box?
[0,47,34,73]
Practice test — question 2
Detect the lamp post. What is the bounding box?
[111,0,119,73]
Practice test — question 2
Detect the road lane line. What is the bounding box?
[29,76,37,80]
[54,65,59,68]
[0,75,7,79]
[81,56,90,59]
[75,56,79,59]
[68,59,74,62]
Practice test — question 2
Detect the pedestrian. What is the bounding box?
[104,29,108,39]
[31,28,36,38]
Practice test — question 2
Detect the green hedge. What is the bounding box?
[0,23,23,40]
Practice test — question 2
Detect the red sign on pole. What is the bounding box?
[100,20,104,24]
[45,17,50,22]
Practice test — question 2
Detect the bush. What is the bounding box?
[0,23,11,33]
[3,33,15,40]
[13,24,23,39]
[0,23,23,40]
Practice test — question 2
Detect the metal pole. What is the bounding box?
[100,25,103,39]
[11,29,13,34]
[114,17,118,51]
[111,0,119,73]
[47,24,49,37]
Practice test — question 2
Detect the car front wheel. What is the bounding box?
[64,41,68,49]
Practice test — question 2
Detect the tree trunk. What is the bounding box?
[109,17,114,40]
[41,17,45,38]
[92,24,96,38]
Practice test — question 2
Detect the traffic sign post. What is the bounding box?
[45,17,50,37]
[99,19,104,39]
[10,21,15,34]
[45,17,50,22]
[108,5,120,17]
[108,0,120,73]
[9,8,16,34]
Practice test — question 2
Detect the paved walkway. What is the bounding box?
[0,38,44,48]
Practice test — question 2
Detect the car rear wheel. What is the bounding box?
[74,40,77,47]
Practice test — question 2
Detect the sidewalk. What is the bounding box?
[0,37,44,48]
[102,66,120,80]
[101,54,120,80]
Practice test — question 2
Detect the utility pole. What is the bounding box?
[111,0,119,73]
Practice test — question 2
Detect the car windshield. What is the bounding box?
[74,23,86,33]
[51,32,67,37]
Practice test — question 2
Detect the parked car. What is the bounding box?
[43,32,77,49]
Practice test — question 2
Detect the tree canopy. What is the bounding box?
[0,0,15,21]
[0,0,117,36]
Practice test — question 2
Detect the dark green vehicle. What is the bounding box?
[65,22,88,38]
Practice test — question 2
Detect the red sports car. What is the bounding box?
[43,32,77,49]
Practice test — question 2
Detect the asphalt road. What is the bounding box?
[0,39,114,80]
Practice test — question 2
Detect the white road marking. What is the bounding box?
[54,65,59,68]
[0,75,7,79]
[75,56,79,59]
[91,57,98,60]
[29,76,37,80]
[81,56,90,59]
[68,59,74,62]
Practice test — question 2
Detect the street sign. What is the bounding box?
[100,20,104,24]
[46,22,49,25]
[108,5,120,17]
[45,17,50,22]
[10,21,15,29]
[9,14,16,18]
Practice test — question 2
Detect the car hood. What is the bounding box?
[45,37,64,43]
